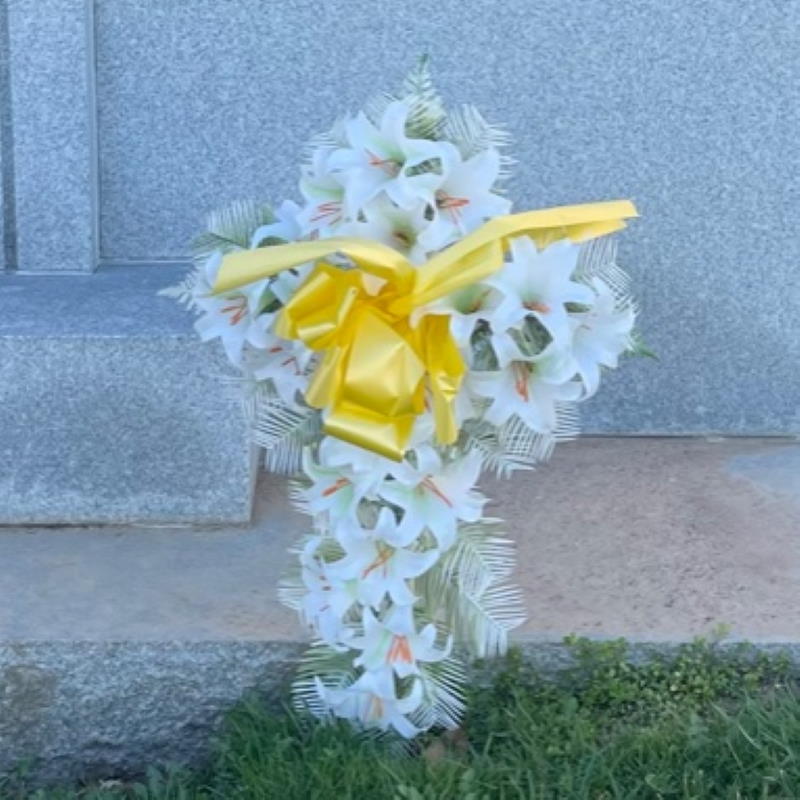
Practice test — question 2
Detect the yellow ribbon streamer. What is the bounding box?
[214,200,638,460]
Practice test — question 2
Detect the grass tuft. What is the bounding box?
[5,636,800,799]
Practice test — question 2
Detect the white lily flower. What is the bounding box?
[317,436,420,485]
[337,196,432,264]
[408,386,477,447]
[379,448,486,551]
[193,251,272,366]
[192,200,305,368]
[327,508,438,607]
[249,198,315,334]
[314,668,423,738]
[327,101,457,216]
[487,327,528,368]
[415,282,513,350]
[269,260,315,307]
[469,342,582,431]
[297,148,346,238]
[487,237,595,349]
[418,148,511,251]
[250,200,303,248]
[570,278,636,396]
[351,606,451,678]
[244,338,313,407]
[300,537,358,647]
[299,448,380,532]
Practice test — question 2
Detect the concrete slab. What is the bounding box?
[0,265,256,524]
[3,436,798,643]
[2,437,800,781]
[5,0,97,272]
[492,437,800,642]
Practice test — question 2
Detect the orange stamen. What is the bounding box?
[513,363,530,402]
[422,477,453,508]
[437,192,470,210]
[321,477,350,497]
[221,297,247,325]
[524,300,551,314]
[436,191,470,224]
[310,201,342,225]
[387,635,414,664]
[280,355,302,376]
[362,545,392,578]
[366,150,400,176]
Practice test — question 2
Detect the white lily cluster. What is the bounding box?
[166,61,642,737]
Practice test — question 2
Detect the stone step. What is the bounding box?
[0,266,256,524]
[1,437,799,783]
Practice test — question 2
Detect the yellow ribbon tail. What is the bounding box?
[414,315,465,446]
[214,236,414,295]
[323,404,417,462]
[406,199,638,310]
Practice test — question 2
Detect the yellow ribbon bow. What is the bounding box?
[214,200,638,460]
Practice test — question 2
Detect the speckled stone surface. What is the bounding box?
[0,0,10,272]
[0,265,256,523]
[6,0,96,272]
[0,642,305,785]
[2,437,800,782]
[91,0,800,434]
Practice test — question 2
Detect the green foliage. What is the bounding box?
[192,200,275,261]
[8,638,800,800]
[417,520,524,659]
[400,55,447,141]
[243,380,320,475]
[363,55,446,142]
[628,329,659,360]
[443,104,513,168]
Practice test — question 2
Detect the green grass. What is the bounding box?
[6,637,800,799]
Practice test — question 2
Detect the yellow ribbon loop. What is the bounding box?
[214,200,638,460]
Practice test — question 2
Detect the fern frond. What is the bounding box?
[292,642,358,717]
[277,564,306,612]
[445,580,525,659]
[277,531,316,611]
[192,200,275,261]
[400,55,446,140]
[302,116,349,162]
[554,402,581,441]
[463,583,526,658]
[242,380,321,476]
[158,265,202,311]
[364,92,396,126]
[461,418,545,478]
[413,658,467,730]
[466,410,580,479]
[442,104,514,177]
[439,520,517,597]
[576,235,638,313]
[499,416,558,466]
[288,474,313,515]
[417,521,525,659]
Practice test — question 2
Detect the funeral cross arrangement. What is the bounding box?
[165,61,642,738]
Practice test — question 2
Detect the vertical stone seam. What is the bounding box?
[85,0,100,271]
[0,0,17,272]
